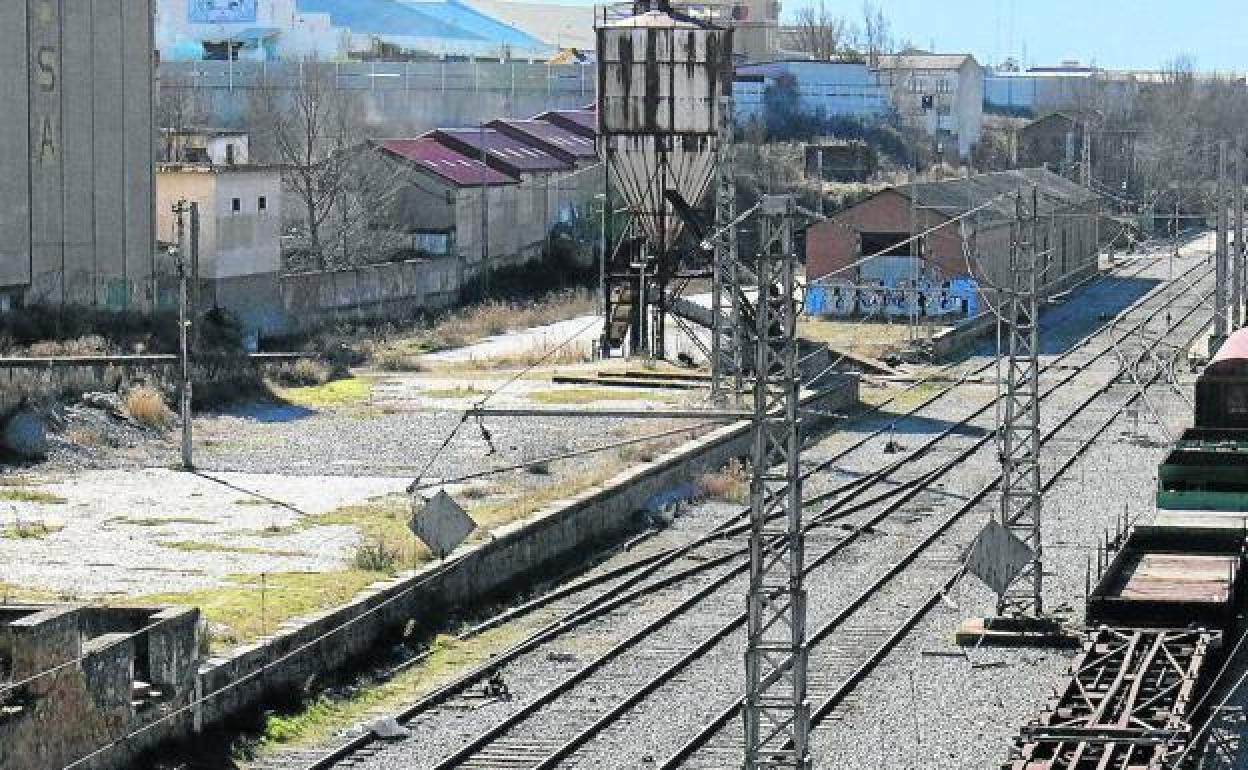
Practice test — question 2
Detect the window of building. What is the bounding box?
[258,196,267,211]
[232,198,241,213]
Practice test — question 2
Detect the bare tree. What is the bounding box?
[155,69,208,161]
[860,1,893,66]
[790,1,853,61]
[249,59,366,270]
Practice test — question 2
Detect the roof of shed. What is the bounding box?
[534,109,597,137]
[487,118,597,160]
[374,137,517,187]
[433,128,573,173]
[895,168,1100,228]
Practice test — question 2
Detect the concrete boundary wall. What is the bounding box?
[277,257,462,334]
[188,376,858,735]
[931,264,1100,360]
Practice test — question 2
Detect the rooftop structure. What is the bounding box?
[374,137,517,187]
[431,127,574,176]
[533,109,597,138]
[486,118,598,163]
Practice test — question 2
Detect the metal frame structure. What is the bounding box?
[997,188,1044,617]
[742,195,811,770]
[1005,628,1211,770]
[1214,140,1230,349]
[712,94,744,401]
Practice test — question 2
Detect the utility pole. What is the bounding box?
[480,123,491,299]
[743,195,810,770]
[1214,140,1230,353]
[172,200,194,471]
[712,93,744,400]
[998,187,1043,617]
[190,203,201,349]
[1235,137,1245,329]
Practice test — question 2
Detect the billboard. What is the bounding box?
[189,0,257,23]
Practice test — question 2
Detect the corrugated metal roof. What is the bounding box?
[432,128,573,175]
[374,138,517,187]
[899,168,1100,228]
[487,118,597,162]
[534,109,597,138]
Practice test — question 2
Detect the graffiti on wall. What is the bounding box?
[805,275,980,319]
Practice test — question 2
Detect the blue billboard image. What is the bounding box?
[188,0,258,23]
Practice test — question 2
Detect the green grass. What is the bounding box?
[1,521,64,539]
[0,488,66,504]
[527,387,677,405]
[421,385,485,399]
[276,377,374,409]
[136,570,383,652]
[0,580,55,603]
[253,628,525,750]
[159,540,309,558]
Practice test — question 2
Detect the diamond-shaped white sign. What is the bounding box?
[967,519,1035,597]
[408,490,476,559]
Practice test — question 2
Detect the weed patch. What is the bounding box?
[125,385,174,430]
[275,377,373,409]
[0,488,66,504]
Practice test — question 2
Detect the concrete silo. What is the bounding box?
[596,0,733,357]
[0,0,156,311]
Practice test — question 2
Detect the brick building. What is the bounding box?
[805,168,1101,319]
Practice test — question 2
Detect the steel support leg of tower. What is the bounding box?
[1235,137,1244,329]
[1214,140,1230,352]
[743,195,810,770]
[712,95,744,401]
[997,188,1044,617]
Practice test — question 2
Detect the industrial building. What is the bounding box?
[875,53,985,159]
[155,0,553,62]
[984,64,1139,117]
[733,61,891,124]
[366,108,601,281]
[1018,111,1138,194]
[156,130,283,336]
[0,0,157,312]
[805,168,1101,319]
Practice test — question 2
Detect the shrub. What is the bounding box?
[273,358,331,387]
[124,385,174,430]
[353,540,400,574]
[696,459,750,503]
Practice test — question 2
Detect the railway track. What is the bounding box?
[656,285,1215,769]
[255,251,1209,770]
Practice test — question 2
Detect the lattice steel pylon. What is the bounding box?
[997,188,1044,617]
[712,94,744,401]
[743,195,811,770]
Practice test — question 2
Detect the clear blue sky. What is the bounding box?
[776,0,1243,72]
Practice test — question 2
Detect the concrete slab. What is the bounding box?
[955,616,1081,648]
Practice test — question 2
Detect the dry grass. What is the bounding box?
[26,335,111,357]
[528,387,676,405]
[372,290,596,369]
[124,385,174,430]
[273,358,332,387]
[64,426,108,448]
[696,459,750,503]
[427,342,595,373]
